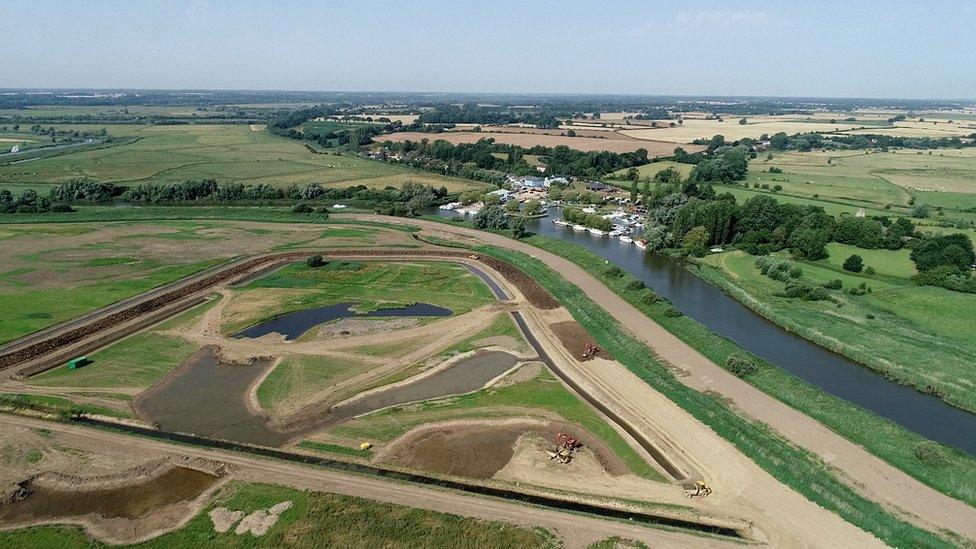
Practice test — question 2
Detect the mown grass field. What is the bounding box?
[0,124,484,193]
[0,482,555,548]
[696,248,976,412]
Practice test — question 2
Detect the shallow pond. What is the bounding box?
[234,302,452,341]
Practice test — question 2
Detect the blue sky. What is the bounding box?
[2,1,974,99]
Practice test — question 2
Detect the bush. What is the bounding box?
[864,266,875,275]
[603,265,624,278]
[625,279,646,291]
[725,353,759,377]
[49,204,75,212]
[292,202,313,213]
[306,255,325,268]
[913,441,953,467]
[663,306,682,317]
[640,291,660,305]
[782,282,830,301]
[846,282,871,296]
[842,254,864,273]
[866,313,875,320]
[823,279,843,290]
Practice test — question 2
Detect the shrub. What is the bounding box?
[913,441,953,467]
[866,313,875,320]
[726,353,759,377]
[640,291,660,305]
[49,204,75,212]
[292,202,313,213]
[603,265,624,278]
[625,279,646,291]
[306,254,325,268]
[846,282,871,296]
[783,282,830,301]
[864,266,875,275]
[842,254,863,273]
[663,306,682,317]
[823,279,843,290]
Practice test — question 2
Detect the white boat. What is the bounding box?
[572,224,587,232]
[332,204,348,209]
[634,240,647,250]
[553,219,570,227]
[439,202,460,210]
[587,227,606,236]
[619,235,633,243]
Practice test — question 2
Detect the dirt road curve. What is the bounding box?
[0,415,734,549]
[343,213,976,540]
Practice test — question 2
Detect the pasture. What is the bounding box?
[609,160,694,180]
[0,124,483,193]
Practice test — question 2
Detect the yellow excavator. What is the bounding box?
[684,480,712,498]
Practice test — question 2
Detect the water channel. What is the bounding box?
[435,207,976,454]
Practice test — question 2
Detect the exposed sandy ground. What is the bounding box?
[0,415,742,549]
[380,131,684,155]
[377,418,628,479]
[344,213,976,543]
[0,429,227,545]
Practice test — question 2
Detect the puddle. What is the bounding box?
[234,302,452,341]
[0,467,217,524]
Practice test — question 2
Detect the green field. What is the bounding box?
[697,249,976,412]
[257,354,373,416]
[610,160,694,180]
[0,482,555,548]
[747,149,976,215]
[0,124,484,193]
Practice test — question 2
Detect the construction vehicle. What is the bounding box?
[547,432,581,464]
[360,441,372,451]
[581,344,600,359]
[684,480,712,498]
[468,254,479,260]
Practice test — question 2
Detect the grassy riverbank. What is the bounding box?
[694,248,976,412]
[480,243,952,548]
[521,234,976,509]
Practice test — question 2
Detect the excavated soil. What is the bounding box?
[0,463,220,542]
[550,321,613,362]
[381,420,628,480]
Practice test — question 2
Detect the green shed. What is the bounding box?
[66,356,90,370]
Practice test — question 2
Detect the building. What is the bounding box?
[519,177,546,189]
[487,188,514,203]
[586,181,610,192]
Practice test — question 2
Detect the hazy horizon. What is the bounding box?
[3,0,976,100]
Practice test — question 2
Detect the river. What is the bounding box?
[435,207,976,454]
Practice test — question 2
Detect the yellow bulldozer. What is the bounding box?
[684,480,712,498]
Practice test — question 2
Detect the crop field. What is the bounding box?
[0,124,484,193]
[697,249,976,413]
[379,130,687,155]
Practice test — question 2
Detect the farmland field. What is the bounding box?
[0,124,484,193]
[609,160,694,180]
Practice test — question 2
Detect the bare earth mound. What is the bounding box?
[550,321,613,362]
[380,419,628,479]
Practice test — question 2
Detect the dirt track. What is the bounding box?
[0,415,738,549]
[342,213,976,542]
